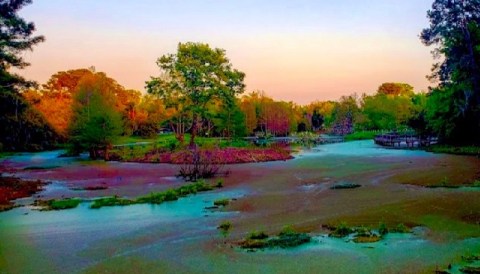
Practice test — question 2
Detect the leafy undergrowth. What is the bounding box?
[90,180,217,209]
[238,226,312,250]
[109,146,293,164]
[33,198,82,210]
[0,176,47,212]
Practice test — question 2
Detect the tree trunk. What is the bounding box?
[89,148,97,160]
[190,113,198,147]
[104,145,110,161]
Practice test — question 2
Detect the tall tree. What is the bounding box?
[421,0,480,144]
[69,74,122,160]
[146,42,246,146]
[0,0,44,90]
[0,0,59,151]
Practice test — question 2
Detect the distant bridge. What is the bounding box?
[374,133,438,148]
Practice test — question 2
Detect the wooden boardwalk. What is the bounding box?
[374,133,438,148]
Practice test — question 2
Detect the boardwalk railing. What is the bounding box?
[374,133,438,148]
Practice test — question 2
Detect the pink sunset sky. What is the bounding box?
[18,0,434,105]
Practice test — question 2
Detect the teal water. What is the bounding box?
[1,141,479,273]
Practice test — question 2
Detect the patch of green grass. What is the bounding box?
[34,198,82,210]
[345,131,380,141]
[90,196,135,209]
[426,144,480,156]
[213,198,230,207]
[49,198,81,210]
[91,181,216,209]
[0,152,16,159]
[240,225,311,249]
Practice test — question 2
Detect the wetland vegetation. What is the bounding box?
[1,0,480,273]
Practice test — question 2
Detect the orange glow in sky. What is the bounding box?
[17,0,434,105]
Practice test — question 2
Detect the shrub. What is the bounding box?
[135,120,160,138]
[378,222,388,236]
[177,149,225,181]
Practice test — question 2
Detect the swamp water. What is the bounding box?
[0,141,479,273]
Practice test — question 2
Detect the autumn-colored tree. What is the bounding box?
[377,83,414,97]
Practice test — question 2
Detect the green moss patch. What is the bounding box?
[33,198,82,210]
[90,180,216,209]
[239,226,311,250]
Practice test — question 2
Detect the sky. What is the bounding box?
[18,0,434,105]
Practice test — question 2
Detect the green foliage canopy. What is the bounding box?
[69,74,123,159]
[146,42,246,145]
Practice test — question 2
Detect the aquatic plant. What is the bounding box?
[34,198,82,210]
[216,179,224,188]
[329,222,354,238]
[391,223,410,233]
[378,222,389,236]
[247,231,269,240]
[330,183,361,190]
[213,198,229,207]
[90,181,216,209]
[90,196,135,209]
[239,226,311,249]
[218,220,232,238]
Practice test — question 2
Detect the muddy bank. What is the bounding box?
[0,175,47,211]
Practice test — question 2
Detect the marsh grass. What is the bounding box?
[34,198,82,210]
[213,198,230,207]
[90,180,216,209]
[239,226,311,249]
